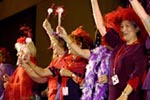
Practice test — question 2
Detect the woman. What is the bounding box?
[41,19,68,99]
[57,25,112,100]
[4,27,45,100]
[129,0,150,100]
[0,47,14,100]
[90,0,147,100]
[42,19,68,59]
[21,24,93,100]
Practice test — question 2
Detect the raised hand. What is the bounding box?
[56,26,68,39]
[42,19,53,34]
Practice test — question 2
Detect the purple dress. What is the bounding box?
[105,29,147,100]
[0,63,14,100]
[81,45,112,100]
[142,36,150,100]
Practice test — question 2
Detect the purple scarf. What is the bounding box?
[81,46,112,100]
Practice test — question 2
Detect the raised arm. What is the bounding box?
[43,19,54,36]
[57,26,91,59]
[129,0,150,34]
[43,19,59,43]
[43,19,61,58]
[91,0,107,36]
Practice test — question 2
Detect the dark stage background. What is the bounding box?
[0,6,36,65]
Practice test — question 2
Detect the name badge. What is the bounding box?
[62,87,69,96]
[111,74,119,85]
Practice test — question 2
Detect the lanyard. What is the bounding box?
[113,45,129,74]
[113,41,139,75]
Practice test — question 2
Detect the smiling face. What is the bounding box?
[50,36,67,58]
[51,41,66,57]
[120,20,139,44]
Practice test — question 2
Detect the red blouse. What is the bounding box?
[4,56,37,100]
[47,54,87,100]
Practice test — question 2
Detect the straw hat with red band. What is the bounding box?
[104,7,148,42]
[15,36,37,57]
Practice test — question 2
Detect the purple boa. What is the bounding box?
[81,46,112,100]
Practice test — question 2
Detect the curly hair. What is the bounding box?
[69,26,94,49]
[15,37,37,57]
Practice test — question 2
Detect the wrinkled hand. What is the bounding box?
[98,75,108,84]
[42,19,53,34]
[59,68,72,77]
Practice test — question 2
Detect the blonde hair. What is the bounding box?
[15,37,37,57]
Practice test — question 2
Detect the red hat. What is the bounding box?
[71,26,93,43]
[104,7,147,42]
[16,36,32,44]
[15,37,36,57]
[71,26,93,49]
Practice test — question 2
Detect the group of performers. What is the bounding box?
[0,0,150,100]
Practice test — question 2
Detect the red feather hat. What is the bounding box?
[104,7,147,42]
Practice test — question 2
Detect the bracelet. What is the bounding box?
[122,91,128,96]
[52,32,58,35]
